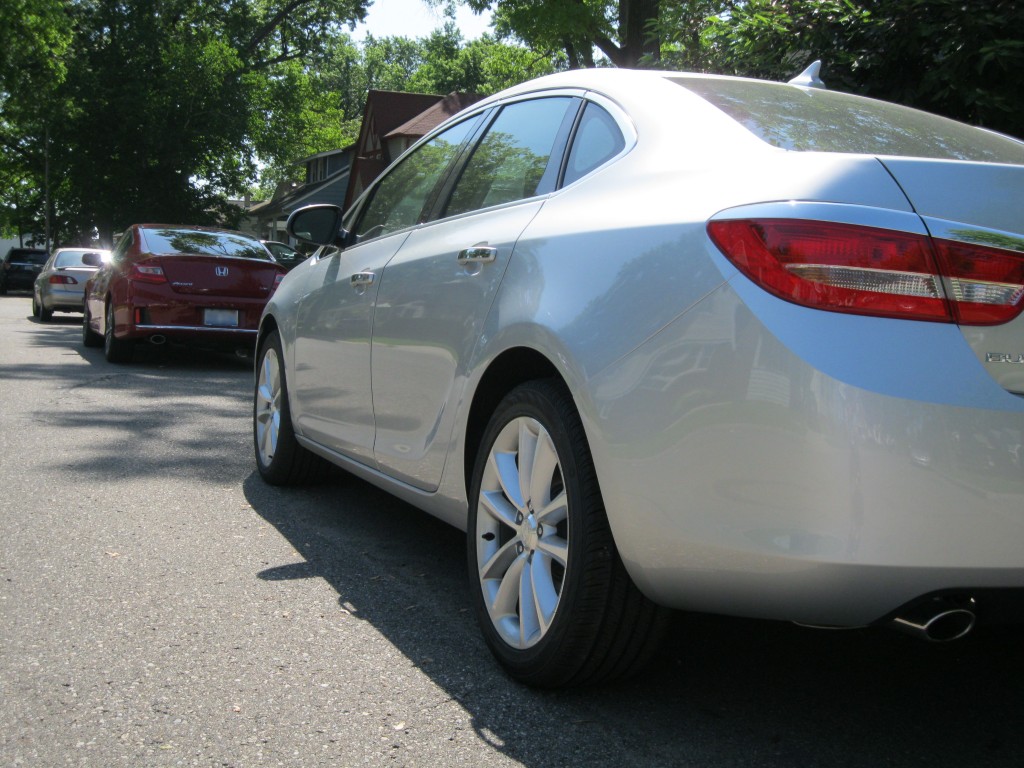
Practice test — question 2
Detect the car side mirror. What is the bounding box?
[82,252,105,267]
[286,205,349,247]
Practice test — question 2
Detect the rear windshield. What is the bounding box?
[55,250,106,268]
[141,228,272,261]
[674,77,1024,164]
[7,250,48,265]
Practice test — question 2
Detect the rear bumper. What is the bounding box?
[114,288,267,344]
[40,284,87,311]
[135,323,257,340]
[586,279,1024,628]
[2,273,39,291]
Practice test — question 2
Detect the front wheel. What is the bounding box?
[467,380,669,688]
[253,330,329,485]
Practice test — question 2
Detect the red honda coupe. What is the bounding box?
[83,224,286,362]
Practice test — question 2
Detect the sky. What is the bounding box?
[353,0,494,41]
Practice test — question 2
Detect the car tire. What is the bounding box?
[253,329,329,485]
[467,379,669,688]
[103,301,133,363]
[33,294,53,322]
[82,303,103,347]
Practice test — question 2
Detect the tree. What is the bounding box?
[464,0,661,68]
[0,0,74,243]
[688,0,1024,138]
[406,24,558,94]
[2,0,372,246]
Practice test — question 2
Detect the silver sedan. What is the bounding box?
[33,247,110,321]
[253,68,1024,687]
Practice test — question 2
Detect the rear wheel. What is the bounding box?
[103,301,133,363]
[254,330,329,485]
[82,302,103,347]
[468,379,669,688]
[33,293,52,322]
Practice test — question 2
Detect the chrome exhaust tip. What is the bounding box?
[148,334,167,345]
[891,605,976,642]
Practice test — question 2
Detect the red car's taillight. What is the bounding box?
[48,274,77,285]
[128,262,166,284]
[707,219,1024,325]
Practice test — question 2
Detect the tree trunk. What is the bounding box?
[620,0,660,66]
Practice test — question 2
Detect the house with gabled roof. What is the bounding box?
[246,148,353,243]
[245,89,482,244]
[343,90,482,209]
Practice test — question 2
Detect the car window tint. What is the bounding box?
[142,228,272,261]
[111,232,132,261]
[563,102,626,186]
[445,97,575,217]
[55,250,96,268]
[676,77,1024,164]
[354,117,479,243]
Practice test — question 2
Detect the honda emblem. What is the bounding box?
[215,266,229,277]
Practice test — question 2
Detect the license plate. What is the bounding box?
[203,308,239,327]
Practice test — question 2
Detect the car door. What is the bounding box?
[370,95,582,490]
[290,115,483,463]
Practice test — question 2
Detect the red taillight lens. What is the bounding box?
[48,274,77,285]
[128,262,166,284]
[708,219,1024,325]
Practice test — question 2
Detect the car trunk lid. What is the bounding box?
[158,256,283,299]
[879,158,1024,395]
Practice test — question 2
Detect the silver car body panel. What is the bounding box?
[877,158,1024,394]
[265,69,1024,627]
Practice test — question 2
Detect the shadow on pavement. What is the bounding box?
[15,308,1022,766]
[242,469,1024,768]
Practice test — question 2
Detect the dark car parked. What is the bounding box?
[1,247,49,294]
[261,240,308,271]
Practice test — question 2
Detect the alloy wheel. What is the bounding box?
[255,345,282,468]
[475,415,569,649]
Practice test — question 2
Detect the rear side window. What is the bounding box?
[676,77,1024,164]
[563,102,626,186]
[111,232,133,262]
[445,97,577,217]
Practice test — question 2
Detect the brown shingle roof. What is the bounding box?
[359,91,446,151]
[386,92,483,139]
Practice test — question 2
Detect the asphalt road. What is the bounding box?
[1,293,1022,767]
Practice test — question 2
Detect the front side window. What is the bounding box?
[354,117,480,243]
[445,97,577,218]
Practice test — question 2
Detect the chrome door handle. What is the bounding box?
[351,271,375,287]
[458,246,497,264]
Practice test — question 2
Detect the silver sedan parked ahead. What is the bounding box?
[253,68,1024,688]
[33,247,110,321]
